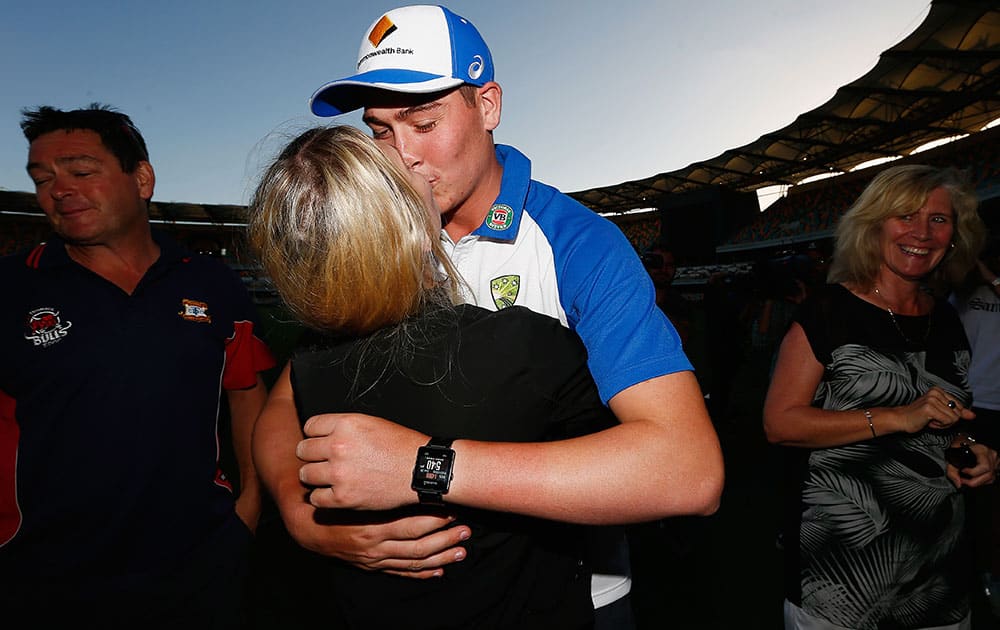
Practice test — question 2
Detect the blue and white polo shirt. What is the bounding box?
[443,144,691,404]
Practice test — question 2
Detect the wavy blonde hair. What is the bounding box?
[827,164,985,293]
[247,125,460,335]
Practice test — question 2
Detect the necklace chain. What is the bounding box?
[872,285,931,345]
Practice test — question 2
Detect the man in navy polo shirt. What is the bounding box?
[0,105,275,628]
[255,5,724,628]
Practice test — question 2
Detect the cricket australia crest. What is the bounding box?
[490,275,520,310]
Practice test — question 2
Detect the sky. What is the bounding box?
[0,0,932,208]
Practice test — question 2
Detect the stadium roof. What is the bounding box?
[570,0,1000,215]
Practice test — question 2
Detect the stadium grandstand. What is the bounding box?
[1,0,997,299]
[570,0,999,286]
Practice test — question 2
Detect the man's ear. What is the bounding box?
[134,161,155,202]
[478,82,502,132]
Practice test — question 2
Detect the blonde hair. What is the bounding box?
[247,125,460,335]
[827,164,985,292]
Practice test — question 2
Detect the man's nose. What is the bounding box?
[50,176,73,200]
[393,133,421,169]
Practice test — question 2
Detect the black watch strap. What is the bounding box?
[426,437,454,449]
[412,437,455,504]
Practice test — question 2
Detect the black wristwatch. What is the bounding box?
[411,437,455,504]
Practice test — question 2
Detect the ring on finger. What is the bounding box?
[947,400,957,409]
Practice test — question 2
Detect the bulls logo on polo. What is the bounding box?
[24,307,72,348]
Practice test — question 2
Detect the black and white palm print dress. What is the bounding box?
[783,283,973,629]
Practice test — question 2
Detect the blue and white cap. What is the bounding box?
[310,5,494,117]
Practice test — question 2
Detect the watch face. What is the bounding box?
[412,446,454,493]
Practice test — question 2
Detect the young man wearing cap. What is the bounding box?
[254,5,723,627]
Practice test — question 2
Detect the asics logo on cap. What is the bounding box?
[468,55,485,80]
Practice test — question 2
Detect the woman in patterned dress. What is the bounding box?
[764,164,997,630]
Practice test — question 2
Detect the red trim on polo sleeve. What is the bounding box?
[26,244,46,269]
[223,321,276,390]
[0,390,21,546]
